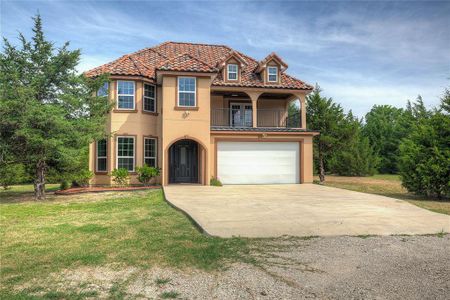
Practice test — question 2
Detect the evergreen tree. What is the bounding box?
[306,85,346,182]
[0,15,112,199]
[398,91,450,199]
[363,105,405,173]
[330,112,378,176]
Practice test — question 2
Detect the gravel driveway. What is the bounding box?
[28,235,450,299]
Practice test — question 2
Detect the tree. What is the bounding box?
[398,92,450,199]
[363,105,405,173]
[0,15,111,199]
[306,85,346,182]
[330,112,378,176]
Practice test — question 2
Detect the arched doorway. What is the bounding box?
[169,139,199,183]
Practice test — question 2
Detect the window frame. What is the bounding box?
[227,64,238,81]
[143,137,157,168]
[97,82,109,97]
[95,139,108,173]
[143,83,156,113]
[116,80,135,110]
[177,77,197,107]
[116,136,135,172]
[267,66,278,82]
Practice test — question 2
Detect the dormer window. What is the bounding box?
[227,64,238,80]
[267,66,278,82]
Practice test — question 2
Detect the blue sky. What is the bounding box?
[2,0,449,116]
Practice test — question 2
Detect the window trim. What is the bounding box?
[95,139,108,173]
[143,83,156,113]
[267,66,278,83]
[227,64,238,81]
[177,77,197,107]
[116,135,136,172]
[116,80,135,110]
[143,137,157,168]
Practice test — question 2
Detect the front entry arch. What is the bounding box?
[169,139,199,183]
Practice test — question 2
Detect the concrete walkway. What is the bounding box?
[163,184,450,238]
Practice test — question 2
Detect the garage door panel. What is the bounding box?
[217,142,299,184]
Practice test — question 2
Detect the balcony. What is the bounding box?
[211,108,301,128]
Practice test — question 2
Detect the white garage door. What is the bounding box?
[217,142,300,184]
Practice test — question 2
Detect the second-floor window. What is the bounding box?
[227,64,238,80]
[117,81,135,110]
[117,136,135,171]
[143,84,156,112]
[97,82,109,97]
[267,66,278,82]
[178,77,196,107]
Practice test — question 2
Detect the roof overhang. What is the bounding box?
[156,70,217,85]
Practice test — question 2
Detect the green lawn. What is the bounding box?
[0,189,250,298]
[316,175,450,215]
[0,184,60,203]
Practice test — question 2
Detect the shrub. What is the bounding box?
[136,165,160,186]
[72,170,93,187]
[60,180,70,190]
[210,177,222,186]
[111,168,130,186]
[0,163,26,190]
[399,110,450,199]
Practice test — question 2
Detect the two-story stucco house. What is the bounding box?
[85,41,318,186]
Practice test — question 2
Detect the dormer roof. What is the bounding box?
[217,50,247,69]
[255,52,289,73]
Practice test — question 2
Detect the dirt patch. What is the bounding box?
[55,186,160,195]
[13,235,450,299]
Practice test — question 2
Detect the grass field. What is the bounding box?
[0,189,250,299]
[316,175,450,215]
[0,184,60,203]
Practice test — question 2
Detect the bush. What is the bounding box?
[210,177,222,186]
[0,163,26,190]
[60,180,70,190]
[399,110,450,199]
[136,165,160,185]
[111,168,130,186]
[72,169,93,187]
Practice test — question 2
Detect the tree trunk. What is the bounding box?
[34,160,46,200]
[318,143,325,183]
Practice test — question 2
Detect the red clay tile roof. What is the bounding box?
[158,53,218,72]
[85,41,313,90]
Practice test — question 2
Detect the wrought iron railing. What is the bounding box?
[211,109,301,128]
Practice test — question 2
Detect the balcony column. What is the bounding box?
[247,92,262,128]
[294,93,307,129]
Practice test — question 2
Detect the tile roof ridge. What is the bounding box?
[128,55,147,76]
[163,41,229,48]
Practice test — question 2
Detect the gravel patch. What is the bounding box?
[17,235,450,299]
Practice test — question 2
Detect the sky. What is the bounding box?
[1,0,449,117]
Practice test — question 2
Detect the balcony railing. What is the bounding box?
[211,108,301,128]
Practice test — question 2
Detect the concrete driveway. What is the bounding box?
[163,184,450,238]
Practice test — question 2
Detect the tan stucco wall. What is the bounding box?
[89,76,313,186]
[89,79,162,185]
[161,76,212,185]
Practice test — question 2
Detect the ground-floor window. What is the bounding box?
[96,139,107,172]
[144,137,157,167]
[117,136,135,171]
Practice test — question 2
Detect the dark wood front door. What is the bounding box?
[169,140,199,183]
